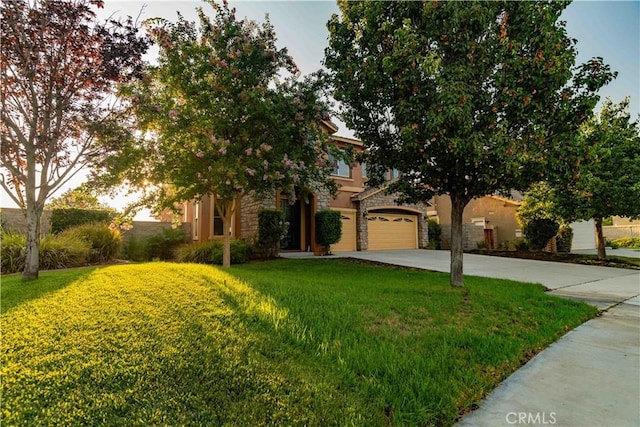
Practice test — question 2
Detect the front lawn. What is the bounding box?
[1,260,596,426]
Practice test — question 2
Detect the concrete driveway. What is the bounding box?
[333,250,640,427]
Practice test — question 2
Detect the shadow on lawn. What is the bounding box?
[1,267,99,313]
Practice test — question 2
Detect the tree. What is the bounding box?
[46,184,111,210]
[325,0,616,286]
[557,98,640,260]
[0,0,149,280]
[101,1,337,267]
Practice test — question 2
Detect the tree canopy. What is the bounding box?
[325,0,616,286]
[556,98,640,259]
[100,0,338,266]
[0,0,149,279]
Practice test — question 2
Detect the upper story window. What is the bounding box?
[361,162,367,178]
[390,169,400,180]
[329,153,351,178]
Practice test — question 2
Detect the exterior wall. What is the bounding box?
[604,225,640,240]
[0,207,190,243]
[122,221,191,242]
[1,207,52,235]
[240,191,277,241]
[433,195,521,246]
[612,216,639,226]
[440,223,488,251]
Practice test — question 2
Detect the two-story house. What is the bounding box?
[182,120,430,254]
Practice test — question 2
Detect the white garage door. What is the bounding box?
[332,212,357,252]
[367,213,418,250]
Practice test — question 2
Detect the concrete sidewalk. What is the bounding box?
[283,250,640,426]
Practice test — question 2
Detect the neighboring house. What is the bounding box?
[432,192,523,250]
[183,121,430,253]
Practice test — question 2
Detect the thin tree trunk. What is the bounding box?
[450,194,468,287]
[219,199,236,268]
[23,204,41,280]
[594,216,607,260]
[222,215,231,267]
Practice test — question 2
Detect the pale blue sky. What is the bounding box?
[111,0,637,120]
[2,1,638,214]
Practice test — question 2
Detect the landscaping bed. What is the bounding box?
[467,249,640,270]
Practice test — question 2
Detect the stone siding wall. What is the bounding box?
[240,192,276,241]
[440,224,487,250]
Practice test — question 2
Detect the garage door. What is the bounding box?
[367,213,418,250]
[331,212,357,252]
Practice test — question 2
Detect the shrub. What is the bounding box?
[476,240,490,250]
[39,234,91,270]
[175,239,251,265]
[1,230,90,274]
[513,238,530,251]
[315,210,342,255]
[60,222,121,264]
[523,218,560,250]
[608,237,640,249]
[498,240,514,250]
[145,227,187,261]
[556,225,574,253]
[256,209,286,259]
[51,208,113,234]
[427,219,442,249]
[120,235,147,262]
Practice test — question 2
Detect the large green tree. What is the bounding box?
[325,0,615,286]
[102,1,337,267]
[0,0,149,280]
[558,98,640,260]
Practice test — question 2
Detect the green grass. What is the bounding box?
[1,260,597,426]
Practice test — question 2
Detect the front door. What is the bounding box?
[281,199,301,250]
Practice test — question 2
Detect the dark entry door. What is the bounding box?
[281,199,301,250]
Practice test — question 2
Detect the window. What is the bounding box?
[213,211,224,236]
[329,153,350,178]
[361,162,367,178]
[390,169,400,179]
[210,197,227,237]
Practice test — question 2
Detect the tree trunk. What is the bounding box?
[222,215,231,267]
[594,216,607,260]
[22,204,42,280]
[219,198,236,268]
[450,194,468,287]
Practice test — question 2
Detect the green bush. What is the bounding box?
[523,218,559,250]
[60,222,121,264]
[51,208,113,234]
[513,238,530,251]
[1,230,90,274]
[476,240,490,250]
[120,235,147,262]
[556,225,574,253]
[256,209,286,259]
[498,240,514,250]
[315,210,342,255]
[427,219,442,249]
[608,237,640,249]
[175,239,251,265]
[145,227,187,261]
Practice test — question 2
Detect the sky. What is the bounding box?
[2,0,638,219]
